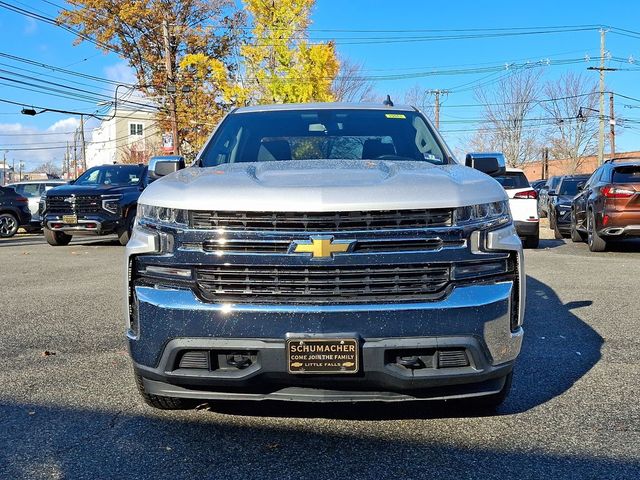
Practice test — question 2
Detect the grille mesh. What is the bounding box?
[190,209,453,231]
[195,263,450,303]
[46,195,102,215]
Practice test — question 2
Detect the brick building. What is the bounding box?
[521,150,640,181]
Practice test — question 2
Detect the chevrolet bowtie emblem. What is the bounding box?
[292,237,354,259]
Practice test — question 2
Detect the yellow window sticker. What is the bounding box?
[385,113,406,119]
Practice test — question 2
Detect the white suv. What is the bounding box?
[493,167,540,248]
[7,180,66,229]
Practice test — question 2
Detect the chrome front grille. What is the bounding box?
[181,237,465,254]
[195,263,451,303]
[190,209,453,231]
[46,195,102,215]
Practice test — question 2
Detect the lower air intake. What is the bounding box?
[437,350,470,368]
[178,350,209,369]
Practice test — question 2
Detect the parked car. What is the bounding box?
[571,159,640,251]
[537,175,561,218]
[0,185,32,237]
[127,103,525,411]
[6,180,66,231]
[41,164,149,246]
[494,167,540,248]
[548,174,591,239]
[530,179,546,193]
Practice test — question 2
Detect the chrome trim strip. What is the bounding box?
[134,281,513,314]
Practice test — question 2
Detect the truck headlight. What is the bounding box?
[137,203,189,227]
[102,194,123,214]
[454,200,511,227]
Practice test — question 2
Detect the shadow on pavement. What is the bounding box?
[0,235,121,248]
[0,399,636,479]
[536,239,566,249]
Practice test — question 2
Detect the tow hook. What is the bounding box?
[226,353,252,369]
[396,355,425,369]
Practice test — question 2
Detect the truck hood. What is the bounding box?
[45,183,140,197]
[140,160,507,211]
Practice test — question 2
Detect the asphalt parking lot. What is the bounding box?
[1,227,639,480]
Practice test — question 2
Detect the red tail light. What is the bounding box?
[601,185,635,198]
[15,196,29,204]
[514,189,538,199]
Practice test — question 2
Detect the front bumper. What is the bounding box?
[514,219,539,237]
[43,213,124,236]
[126,223,525,402]
[130,282,522,402]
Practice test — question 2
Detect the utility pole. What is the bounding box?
[587,29,616,166]
[79,114,86,172]
[428,89,449,129]
[162,18,180,156]
[598,29,606,166]
[65,142,69,179]
[542,147,549,179]
[609,92,616,159]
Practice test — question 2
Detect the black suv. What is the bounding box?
[41,164,147,246]
[0,185,32,238]
[548,174,591,239]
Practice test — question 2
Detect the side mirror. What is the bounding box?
[465,152,506,177]
[548,190,557,196]
[148,155,185,182]
[577,182,585,191]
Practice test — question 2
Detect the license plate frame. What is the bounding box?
[62,214,78,224]
[287,338,359,374]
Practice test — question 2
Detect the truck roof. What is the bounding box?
[234,102,417,114]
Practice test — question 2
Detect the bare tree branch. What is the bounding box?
[474,69,543,167]
[540,73,598,172]
[331,57,375,102]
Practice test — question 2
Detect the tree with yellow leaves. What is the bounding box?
[241,0,339,104]
[58,0,340,156]
[58,0,245,156]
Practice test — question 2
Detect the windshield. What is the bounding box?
[74,165,145,186]
[199,109,447,166]
[559,179,586,195]
[494,172,530,189]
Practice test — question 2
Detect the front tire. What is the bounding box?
[117,209,136,246]
[551,213,564,239]
[134,373,195,410]
[570,212,585,243]
[467,372,513,412]
[44,228,72,246]
[587,210,607,252]
[0,213,19,238]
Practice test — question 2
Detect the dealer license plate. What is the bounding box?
[62,214,77,224]
[287,338,359,374]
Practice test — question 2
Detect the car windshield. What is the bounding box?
[494,172,530,189]
[199,109,448,166]
[613,165,640,183]
[558,179,586,195]
[74,165,144,186]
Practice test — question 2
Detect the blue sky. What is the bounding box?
[1,0,640,169]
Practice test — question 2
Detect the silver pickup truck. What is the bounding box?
[125,102,524,410]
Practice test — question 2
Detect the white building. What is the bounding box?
[85,107,161,168]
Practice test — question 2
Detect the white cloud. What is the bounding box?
[104,62,137,85]
[0,118,79,172]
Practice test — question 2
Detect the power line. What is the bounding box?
[0,1,120,54]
